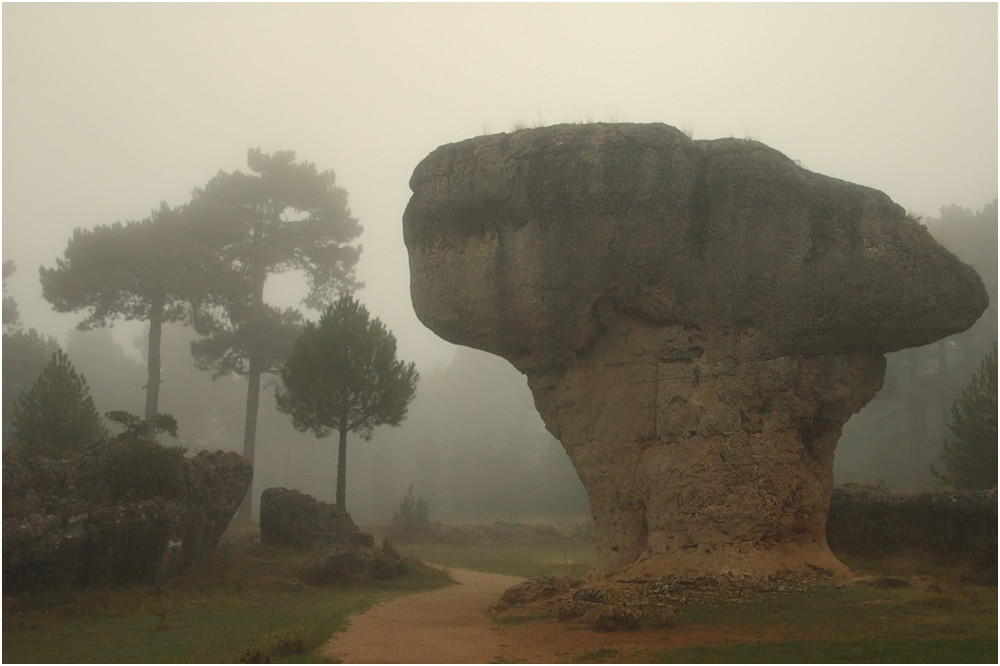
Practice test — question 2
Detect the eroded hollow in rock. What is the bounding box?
[403,122,987,580]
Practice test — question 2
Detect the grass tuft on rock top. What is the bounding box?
[2,530,452,664]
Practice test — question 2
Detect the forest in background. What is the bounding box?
[3,201,995,525]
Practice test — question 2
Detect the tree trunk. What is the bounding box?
[236,353,263,523]
[336,426,348,509]
[236,250,269,523]
[144,298,165,420]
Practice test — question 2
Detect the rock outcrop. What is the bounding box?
[259,487,410,583]
[300,541,409,585]
[403,123,988,579]
[2,442,252,591]
[259,487,374,549]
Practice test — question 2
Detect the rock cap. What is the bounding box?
[404,122,987,367]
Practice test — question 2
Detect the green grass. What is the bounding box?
[6,535,995,664]
[3,537,451,663]
[655,638,997,663]
[645,581,997,663]
[401,540,594,578]
[401,539,995,664]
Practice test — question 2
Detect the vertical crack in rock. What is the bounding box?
[403,122,988,581]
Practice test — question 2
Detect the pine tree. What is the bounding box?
[10,350,108,457]
[40,204,210,419]
[276,294,417,510]
[935,346,998,490]
[189,148,362,521]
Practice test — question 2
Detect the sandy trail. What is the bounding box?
[321,566,700,663]
[321,567,524,663]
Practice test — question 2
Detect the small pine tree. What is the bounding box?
[934,346,998,490]
[10,349,108,457]
[275,293,418,510]
[390,485,431,543]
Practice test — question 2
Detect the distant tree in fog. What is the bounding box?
[40,204,207,419]
[933,346,997,490]
[10,350,107,458]
[390,485,431,542]
[3,260,20,333]
[2,261,62,444]
[188,148,362,520]
[276,294,417,510]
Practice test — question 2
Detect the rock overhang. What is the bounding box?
[403,122,987,367]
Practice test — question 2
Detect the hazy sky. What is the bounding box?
[3,2,997,371]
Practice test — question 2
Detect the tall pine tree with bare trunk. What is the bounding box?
[189,148,362,522]
[40,204,208,420]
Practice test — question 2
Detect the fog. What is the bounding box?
[3,3,996,523]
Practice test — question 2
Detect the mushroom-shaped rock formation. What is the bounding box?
[403,123,987,580]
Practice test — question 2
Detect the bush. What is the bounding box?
[77,439,188,504]
[389,485,431,543]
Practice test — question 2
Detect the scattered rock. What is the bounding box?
[301,541,409,585]
[494,568,849,631]
[499,575,580,605]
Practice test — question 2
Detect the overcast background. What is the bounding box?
[4,2,997,371]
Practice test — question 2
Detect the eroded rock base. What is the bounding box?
[526,319,886,578]
[493,570,844,631]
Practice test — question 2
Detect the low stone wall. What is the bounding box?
[826,484,997,581]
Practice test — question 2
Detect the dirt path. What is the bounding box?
[321,567,524,663]
[321,567,718,663]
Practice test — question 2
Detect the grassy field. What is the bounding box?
[407,539,996,664]
[654,581,997,663]
[4,535,996,663]
[2,536,451,664]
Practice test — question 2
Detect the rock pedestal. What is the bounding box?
[403,123,988,579]
[529,318,886,576]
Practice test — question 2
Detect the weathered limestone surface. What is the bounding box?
[2,443,252,590]
[259,488,410,584]
[260,487,374,549]
[403,123,988,579]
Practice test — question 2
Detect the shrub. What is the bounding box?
[79,439,188,504]
[389,485,431,543]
